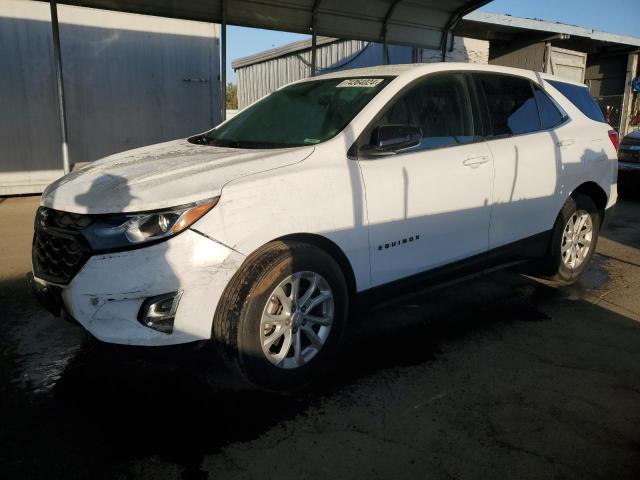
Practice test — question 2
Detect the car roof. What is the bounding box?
[538,72,588,88]
[303,62,587,87]
[314,64,418,78]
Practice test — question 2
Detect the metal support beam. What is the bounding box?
[383,37,389,65]
[440,0,493,62]
[310,0,321,76]
[49,0,70,174]
[411,46,421,64]
[542,33,570,42]
[440,30,449,61]
[381,0,402,65]
[220,0,227,122]
[311,30,317,76]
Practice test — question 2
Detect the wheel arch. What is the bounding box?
[272,233,358,299]
[570,181,608,214]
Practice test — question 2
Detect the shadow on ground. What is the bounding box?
[2,263,640,479]
[1,196,640,480]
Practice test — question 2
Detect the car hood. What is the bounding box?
[41,139,314,214]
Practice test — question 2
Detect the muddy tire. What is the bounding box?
[212,240,348,392]
[538,193,601,285]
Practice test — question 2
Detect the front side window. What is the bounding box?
[204,77,391,148]
[368,73,478,150]
[475,73,540,136]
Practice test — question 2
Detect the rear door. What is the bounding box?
[473,73,565,249]
[545,79,618,199]
[357,72,494,286]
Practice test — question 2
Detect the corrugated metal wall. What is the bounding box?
[0,1,221,195]
[235,36,490,109]
[236,40,414,109]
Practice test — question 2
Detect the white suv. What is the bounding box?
[31,63,618,390]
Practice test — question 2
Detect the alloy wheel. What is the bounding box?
[561,210,593,269]
[260,271,334,369]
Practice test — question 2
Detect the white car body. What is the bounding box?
[33,63,618,346]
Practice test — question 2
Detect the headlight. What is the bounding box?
[83,197,219,250]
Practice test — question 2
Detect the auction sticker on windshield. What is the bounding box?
[336,78,384,88]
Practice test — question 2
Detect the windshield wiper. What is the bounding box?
[205,138,300,149]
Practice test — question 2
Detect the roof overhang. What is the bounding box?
[457,12,640,52]
[38,0,492,49]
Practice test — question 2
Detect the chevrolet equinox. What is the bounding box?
[31,64,618,391]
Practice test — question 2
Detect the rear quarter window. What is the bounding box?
[533,86,565,129]
[547,80,605,123]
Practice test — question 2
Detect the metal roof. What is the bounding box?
[232,11,640,70]
[232,36,340,69]
[37,0,491,49]
[458,12,640,49]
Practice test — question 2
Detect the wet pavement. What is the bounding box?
[1,194,640,479]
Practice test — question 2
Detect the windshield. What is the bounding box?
[203,77,392,149]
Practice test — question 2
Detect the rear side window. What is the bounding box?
[533,86,565,129]
[475,74,540,136]
[547,80,605,123]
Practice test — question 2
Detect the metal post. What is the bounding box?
[220,0,227,122]
[311,30,317,77]
[310,0,320,77]
[381,1,401,65]
[441,30,449,62]
[383,38,389,65]
[49,0,70,174]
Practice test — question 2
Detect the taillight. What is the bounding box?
[608,129,619,150]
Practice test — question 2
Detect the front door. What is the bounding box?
[357,72,494,287]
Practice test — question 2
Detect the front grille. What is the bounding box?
[32,208,93,285]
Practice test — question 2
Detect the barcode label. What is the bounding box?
[336,78,384,88]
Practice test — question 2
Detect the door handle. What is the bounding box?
[463,156,489,168]
[556,139,575,147]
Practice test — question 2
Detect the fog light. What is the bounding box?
[137,291,183,334]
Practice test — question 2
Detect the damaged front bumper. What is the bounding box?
[29,273,65,318]
[31,229,245,346]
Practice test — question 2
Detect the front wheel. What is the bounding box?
[213,241,348,392]
[539,193,601,284]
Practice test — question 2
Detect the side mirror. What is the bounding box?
[360,125,422,157]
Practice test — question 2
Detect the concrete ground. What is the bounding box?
[1,193,639,480]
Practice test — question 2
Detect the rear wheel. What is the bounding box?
[213,241,348,392]
[539,193,601,284]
